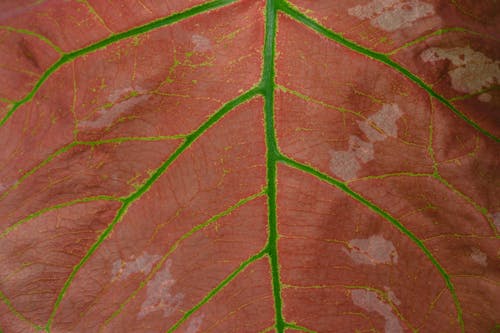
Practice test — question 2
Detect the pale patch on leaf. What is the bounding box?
[78,87,148,129]
[470,247,487,267]
[329,104,402,180]
[384,286,401,306]
[492,212,500,232]
[420,46,500,94]
[330,150,363,181]
[351,289,403,333]
[138,259,184,319]
[359,103,403,140]
[185,313,205,333]
[343,234,399,265]
[111,252,161,281]
[348,0,434,32]
[349,135,375,163]
[477,93,492,103]
[192,34,212,52]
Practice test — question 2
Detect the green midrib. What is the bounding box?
[260,0,285,332]
[264,1,465,332]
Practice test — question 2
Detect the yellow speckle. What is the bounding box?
[126,90,139,98]
[131,36,141,46]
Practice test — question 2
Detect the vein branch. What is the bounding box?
[279,0,499,142]
[166,251,266,333]
[0,195,119,240]
[103,188,267,326]
[44,87,259,330]
[0,0,239,128]
[278,154,465,332]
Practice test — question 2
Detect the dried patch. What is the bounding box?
[185,313,205,333]
[111,252,161,281]
[139,259,184,319]
[348,0,435,32]
[78,87,147,129]
[329,104,402,180]
[192,34,212,52]
[470,247,488,267]
[384,286,402,306]
[477,93,492,103]
[351,289,403,333]
[343,234,399,265]
[493,212,500,232]
[421,46,500,94]
[329,150,363,181]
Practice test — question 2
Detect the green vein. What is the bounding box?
[0,97,14,104]
[166,251,266,333]
[259,325,276,333]
[449,85,500,102]
[279,1,499,143]
[261,1,285,332]
[385,27,485,56]
[0,195,118,240]
[103,188,266,326]
[0,0,238,128]
[75,134,187,146]
[347,171,431,183]
[44,87,259,330]
[0,26,63,54]
[285,322,318,333]
[277,84,362,117]
[432,172,496,235]
[0,143,76,201]
[0,289,43,331]
[278,154,465,332]
[0,135,184,202]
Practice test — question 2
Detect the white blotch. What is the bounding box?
[78,88,147,129]
[478,93,492,103]
[492,212,500,232]
[350,135,376,163]
[329,104,402,180]
[185,314,205,333]
[348,0,434,32]
[138,259,184,319]
[421,46,500,94]
[352,289,403,333]
[359,104,403,141]
[108,87,134,103]
[470,247,488,267]
[384,286,401,306]
[330,150,362,181]
[343,234,398,265]
[111,252,161,281]
[192,34,211,52]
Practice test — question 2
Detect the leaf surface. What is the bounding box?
[0,0,499,332]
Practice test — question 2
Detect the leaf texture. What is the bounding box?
[0,0,499,332]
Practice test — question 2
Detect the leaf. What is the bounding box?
[0,0,498,332]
